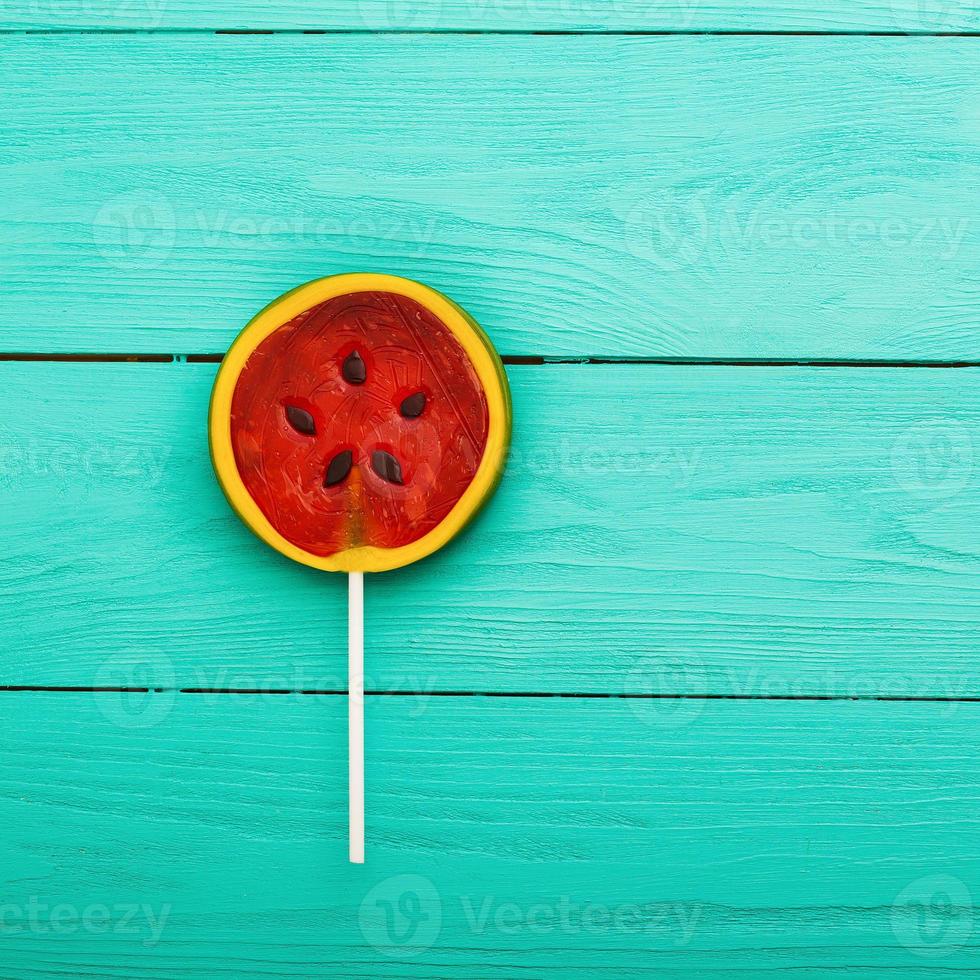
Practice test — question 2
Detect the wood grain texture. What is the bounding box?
[5,360,980,694]
[1,692,977,977]
[3,0,980,32]
[4,34,980,358]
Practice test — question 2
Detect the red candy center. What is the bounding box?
[230,291,490,557]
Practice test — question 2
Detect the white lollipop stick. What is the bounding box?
[348,571,365,863]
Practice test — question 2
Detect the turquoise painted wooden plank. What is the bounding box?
[4,35,980,358]
[4,361,980,694]
[3,0,980,31]
[0,692,977,976]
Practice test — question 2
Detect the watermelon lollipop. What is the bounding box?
[209,273,512,861]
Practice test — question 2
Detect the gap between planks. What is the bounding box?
[8,28,980,36]
[2,354,980,368]
[5,687,980,704]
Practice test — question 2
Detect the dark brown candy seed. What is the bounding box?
[324,450,354,487]
[399,392,426,418]
[371,450,404,485]
[342,350,367,385]
[285,404,316,436]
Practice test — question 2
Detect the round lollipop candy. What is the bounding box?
[209,273,512,862]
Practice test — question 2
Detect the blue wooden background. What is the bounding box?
[2,4,980,977]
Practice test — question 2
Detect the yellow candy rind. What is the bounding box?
[208,273,512,573]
